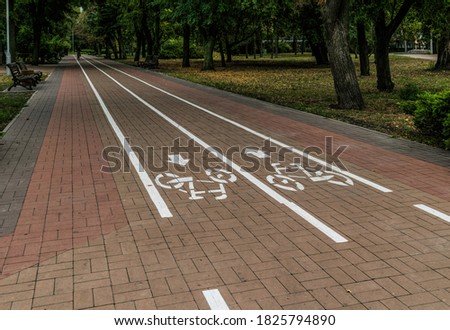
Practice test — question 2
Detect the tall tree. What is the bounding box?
[323,0,365,109]
[352,0,372,76]
[8,0,17,62]
[181,23,191,67]
[174,0,238,70]
[17,0,86,64]
[297,1,329,65]
[29,0,46,64]
[372,0,417,91]
[421,0,450,70]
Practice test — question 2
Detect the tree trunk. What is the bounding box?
[270,35,274,59]
[219,40,226,67]
[110,35,118,60]
[275,34,279,58]
[202,30,216,71]
[142,11,153,60]
[374,39,394,91]
[373,0,416,92]
[324,0,364,110]
[9,0,17,62]
[182,24,190,68]
[374,13,394,92]
[225,38,232,63]
[105,44,110,59]
[311,44,329,65]
[259,29,264,58]
[134,30,142,62]
[435,33,450,70]
[141,37,146,58]
[117,28,125,59]
[293,34,298,55]
[31,0,45,65]
[10,20,16,62]
[357,21,370,76]
[153,5,161,67]
[32,24,42,65]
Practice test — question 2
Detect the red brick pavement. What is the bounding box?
[0,63,128,278]
[0,56,449,310]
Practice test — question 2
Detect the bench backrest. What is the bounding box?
[17,62,27,71]
[6,63,21,78]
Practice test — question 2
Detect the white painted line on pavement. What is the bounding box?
[414,204,450,223]
[203,289,230,310]
[85,58,348,243]
[76,57,173,218]
[92,58,392,194]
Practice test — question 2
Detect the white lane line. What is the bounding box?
[84,58,348,243]
[76,57,173,218]
[92,58,392,194]
[414,204,450,223]
[203,289,229,310]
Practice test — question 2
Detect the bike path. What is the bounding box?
[0,56,449,310]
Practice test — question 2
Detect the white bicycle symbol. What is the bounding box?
[266,163,353,192]
[155,168,237,201]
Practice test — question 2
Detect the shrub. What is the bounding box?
[443,114,450,149]
[411,90,450,148]
[278,42,292,53]
[399,100,418,115]
[160,38,203,59]
[399,83,420,101]
[398,84,421,114]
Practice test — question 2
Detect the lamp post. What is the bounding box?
[6,0,11,75]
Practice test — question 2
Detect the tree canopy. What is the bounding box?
[1,0,448,108]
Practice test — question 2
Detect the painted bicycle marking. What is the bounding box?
[156,155,237,201]
[267,163,354,192]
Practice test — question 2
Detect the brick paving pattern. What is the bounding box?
[0,56,449,310]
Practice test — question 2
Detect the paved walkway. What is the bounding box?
[0,56,449,310]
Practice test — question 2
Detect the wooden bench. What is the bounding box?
[6,63,37,91]
[17,62,42,81]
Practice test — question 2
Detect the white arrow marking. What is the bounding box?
[244,148,269,159]
[168,154,190,166]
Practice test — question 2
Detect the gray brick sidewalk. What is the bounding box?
[0,67,62,236]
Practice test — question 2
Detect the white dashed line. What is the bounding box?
[414,204,450,223]
[203,289,230,310]
[92,58,393,194]
[76,57,173,218]
[84,58,348,243]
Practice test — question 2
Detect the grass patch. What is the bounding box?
[126,53,450,147]
[0,74,33,133]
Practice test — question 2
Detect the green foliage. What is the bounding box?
[265,41,292,54]
[399,83,421,101]
[399,83,422,114]
[160,38,202,59]
[407,90,450,148]
[277,42,292,54]
[399,100,418,115]
[444,114,450,149]
[0,93,32,132]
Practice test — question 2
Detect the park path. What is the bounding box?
[0,56,449,310]
[396,53,437,61]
